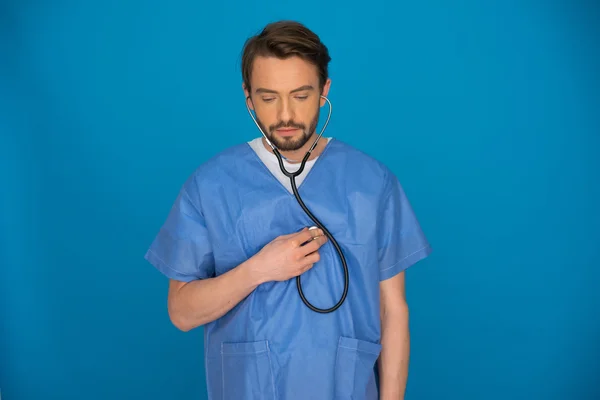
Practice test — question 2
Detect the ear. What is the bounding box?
[242,83,254,110]
[320,78,332,107]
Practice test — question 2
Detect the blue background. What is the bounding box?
[1,1,599,399]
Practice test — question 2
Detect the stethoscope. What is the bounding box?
[245,95,348,313]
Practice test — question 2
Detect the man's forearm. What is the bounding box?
[378,305,410,399]
[168,259,262,331]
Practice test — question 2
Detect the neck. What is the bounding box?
[261,134,327,164]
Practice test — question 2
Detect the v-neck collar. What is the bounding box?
[245,138,336,198]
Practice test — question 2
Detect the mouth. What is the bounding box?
[275,128,300,137]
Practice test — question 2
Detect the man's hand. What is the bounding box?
[249,227,328,284]
[166,227,327,331]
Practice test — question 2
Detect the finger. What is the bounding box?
[303,251,321,266]
[292,228,324,246]
[288,229,313,247]
[300,263,315,274]
[278,228,309,243]
[279,227,308,240]
[298,235,327,255]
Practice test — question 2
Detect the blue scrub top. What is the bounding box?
[145,138,432,400]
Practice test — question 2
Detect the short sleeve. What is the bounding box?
[144,177,215,282]
[377,171,432,281]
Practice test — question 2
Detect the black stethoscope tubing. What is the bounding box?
[246,95,348,313]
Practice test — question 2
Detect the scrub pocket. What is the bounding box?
[221,340,277,400]
[334,336,382,399]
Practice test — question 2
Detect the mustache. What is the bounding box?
[269,120,306,132]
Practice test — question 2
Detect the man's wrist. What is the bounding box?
[379,389,404,400]
[239,257,267,287]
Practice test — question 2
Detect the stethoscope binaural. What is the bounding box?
[245,95,348,313]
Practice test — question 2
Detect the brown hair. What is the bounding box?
[241,20,331,94]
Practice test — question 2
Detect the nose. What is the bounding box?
[278,98,295,122]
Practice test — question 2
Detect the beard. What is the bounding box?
[256,108,320,151]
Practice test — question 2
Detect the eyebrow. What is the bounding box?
[255,85,315,94]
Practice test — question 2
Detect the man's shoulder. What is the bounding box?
[183,141,253,189]
[329,139,395,180]
[196,141,252,170]
[206,141,252,165]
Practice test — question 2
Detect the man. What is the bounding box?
[145,20,431,400]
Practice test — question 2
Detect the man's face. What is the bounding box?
[244,56,331,151]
